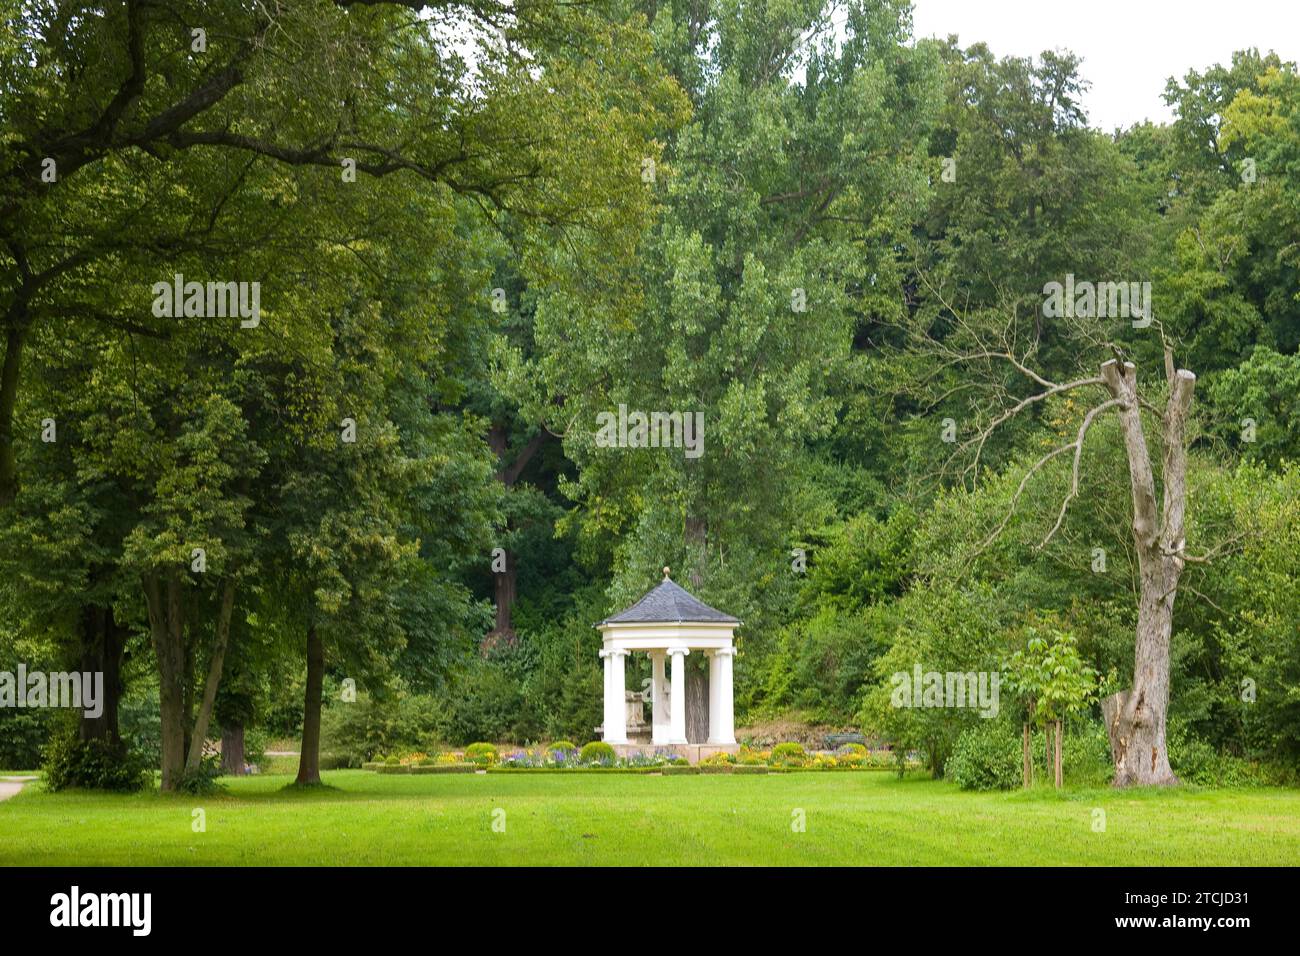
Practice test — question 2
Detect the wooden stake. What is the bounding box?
[1022,722,1032,788]
[1054,719,1064,789]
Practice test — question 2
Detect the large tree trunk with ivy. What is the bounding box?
[77,603,127,747]
[295,625,325,786]
[1100,358,1194,787]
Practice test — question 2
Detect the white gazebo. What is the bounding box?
[595,568,740,763]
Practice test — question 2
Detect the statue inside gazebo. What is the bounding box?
[595,568,740,764]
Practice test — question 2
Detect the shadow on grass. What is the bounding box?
[279,780,342,796]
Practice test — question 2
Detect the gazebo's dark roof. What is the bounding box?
[598,573,739,626]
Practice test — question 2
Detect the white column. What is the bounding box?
[650,651,669,744]
[600,649,613,742]
[667,648,689,744]
[708,646,736,744]
[707,650,721,743]
[606,648,628,744]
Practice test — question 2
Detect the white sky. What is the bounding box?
[909,0,1300,131]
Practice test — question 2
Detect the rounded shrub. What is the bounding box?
[548,740,577,753]
[946,721,1021,791]
[464,742,498,765]
[384,755,401,766]
[579,741,617,764]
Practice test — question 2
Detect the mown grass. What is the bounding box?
[1,769,1296,866]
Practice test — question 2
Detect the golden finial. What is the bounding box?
[663,566,671,579]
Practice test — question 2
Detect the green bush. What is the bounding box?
[464,742,498,765]
[441,657,529,745]
[548,740,577,752]
[0,706,54,769]
[384,755,401,766]
[42,728,152,792]
[1060,721,1114,786]
[119,688,162,766]
[946,721,1021,791]
[175,756,224,795]
[320,690,445,765]
[1169,723,1267,787]
[319,752,351,771]
[769,742,808,766]
[578,741,616,764]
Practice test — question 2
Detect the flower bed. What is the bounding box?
[363,742,919,773]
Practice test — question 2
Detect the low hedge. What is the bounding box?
[364,759,888,775]
[411,764,477,774]
[487,766,653,774]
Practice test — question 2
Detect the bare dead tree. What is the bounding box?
[898,278,1220,786]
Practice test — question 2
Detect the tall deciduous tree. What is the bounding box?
[504,0,939,630]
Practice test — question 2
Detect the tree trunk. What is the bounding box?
[1100,358,1193,787]
[0,321,26,505]
[78,603,126,747]
[295,624,324,785]
[144,572,187,791]
[1054,719,1063,789]
[1022,722,1031,789]
[221,724,246,776]
[483,550,517,650]
[185,580,236,771]
[685,657,709,743]
[181,622,195,759]
[1044,722,1052,775]
[685,514,707,589]
[482,425,546,651]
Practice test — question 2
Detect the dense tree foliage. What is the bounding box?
[2,1,1298,790]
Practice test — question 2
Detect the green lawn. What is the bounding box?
[2,769,1297,866]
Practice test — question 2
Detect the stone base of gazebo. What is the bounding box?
[611,742,740,765]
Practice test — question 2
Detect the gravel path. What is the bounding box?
[0,776,37,802]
